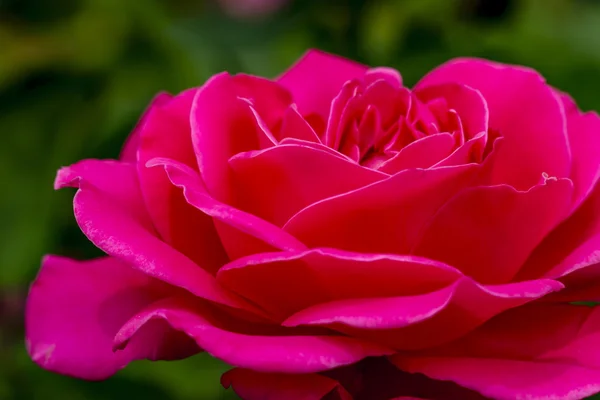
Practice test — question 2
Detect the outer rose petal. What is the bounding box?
[55,159,261,314]
[222,368,352,400]
[137,88,227,273]
[416,58,571,190]
[114,297,392,374]
[229,143,387,226]
[277,50,368,122]
[516,184,600,281]
[217,248,461,321]
[25,256,197,380]
[413,179,574,283]
[148,157,306,259]
[393,304,600,400]
[283,277,562,350]
[558,92,600,208]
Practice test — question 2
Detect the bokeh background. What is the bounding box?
[2,0,600,398]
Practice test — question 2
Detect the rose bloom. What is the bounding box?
[27,50,600,400]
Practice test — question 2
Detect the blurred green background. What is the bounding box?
[2,0,600,398]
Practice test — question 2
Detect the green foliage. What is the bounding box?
[2,0,600,398]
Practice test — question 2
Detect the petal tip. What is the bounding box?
[54,166,80,190]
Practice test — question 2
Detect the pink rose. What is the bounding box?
[27,50,600,399]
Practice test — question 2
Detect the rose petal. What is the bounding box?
[25,256,197,380]
[434,131,487,167]
[217,248,462,320]
[229,144,387,226]
[114,297,392,374]
[413,179,574,283]
[365,67,403,88]
[415,83,488,142]
[378,134,456,173]
[137,89,227,273]
[283,277,562,350]
[278,105,321,143]
[56,159,259,313]
[147,157,306,259]
[393,304,600,400]
[558,93,600,208]
[222,368,353,400]
[191,73,291,202]
[277,50,368,122]
[416,58,571,190]
[284,164,482,255]
[518,183,600,281]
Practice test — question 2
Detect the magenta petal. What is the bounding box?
[396,357,600,400]
[222,368,353,400]
[114,297,392,374]
[25,256,194,380]
[378,134,456,173]
[120,92,172,162]
[229,144,386,226]
[277,50,368,121]
[280,137,353,161]
[283,277,562,350]
[147,157,306,256]
[518,184,600,281]
[365,67,403,88]
[393,304,600,400]
[413,179,574,283]
[217,248,461,320]
[559,93,600,208]
[415,83,488,141]
[191,73,290,202]
[231,73,293,128]
[56,159,258,313]
[278,105,322,143]
[137,88,227,273]
[416,58,571,189]
[284,164,482,255]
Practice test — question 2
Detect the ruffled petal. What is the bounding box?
[137,88,227,273]
[284,164,482,255]
[55,159,260,314]
[217,248,461,320]
[148,157,306,259]
[114,297,392,374]
[413,179,574,283]
[229,143,387,226]
[191,73,291,202]
[393,304,600,400]
[25,256,197,380]
[378,134,456,173]
[277,105,321,143]
[416,58,571,190]
[518,184,600,281]
[415,83,488,142]
[277,50,368,121]
[559,93,600,208]
[283,277,562,350]
[222,368,352,400]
